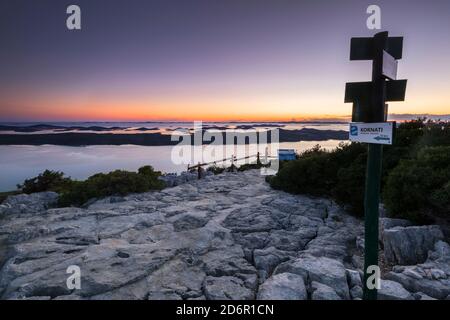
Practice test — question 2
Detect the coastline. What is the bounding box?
[0,128,348,146]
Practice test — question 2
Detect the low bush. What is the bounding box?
[383,146,450,223]
[268,142,366,205]
[17,166,164,207]
[268,119,450,223]
[17,170,72,194]
[207,165,225,175]
[269,150,334,196]
[58,166,164,207]
[238,162,264,172]
[333,153,367,215]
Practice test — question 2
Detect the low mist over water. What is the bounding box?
[0,140,342,191]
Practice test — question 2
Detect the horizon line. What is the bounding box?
[0,113,449,123]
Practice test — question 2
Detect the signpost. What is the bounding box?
[345,31,407,300]
[349,122,395,145]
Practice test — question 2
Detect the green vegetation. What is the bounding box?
[207,165,226,175]
[268,119,450,224]
[383,146,450,224]
[17,170,72,194]
[207,155,265,174]
[16,166,165,207]
[268,142,367,213]
[238,154,264,172]
[238,163,265,172]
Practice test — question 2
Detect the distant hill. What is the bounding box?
[0,128,348,146]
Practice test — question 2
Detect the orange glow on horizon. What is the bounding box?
[1,92,449,122]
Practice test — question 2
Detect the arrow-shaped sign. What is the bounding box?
[374,136,390,141]
[350,37,403,60]
[345,80,407,103]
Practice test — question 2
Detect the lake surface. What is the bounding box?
[0,140,343,191]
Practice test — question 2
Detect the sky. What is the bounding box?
[0,0,449,122]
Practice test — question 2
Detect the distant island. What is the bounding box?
[0,128,348,146]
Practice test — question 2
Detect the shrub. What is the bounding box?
[138,165,165,189]
[268,142,367,210]
[299,144,324,157]
[58,170,149,206]
[332,153,367,215]
[16,166,165,207]
[429,182,450,213]
[17,170,72,194]
[267,119,450,222]
[207,165,225,175]
[238,162,264,172]
[58,166,164,207]
[269,151,335,196]
[383,146,450,224]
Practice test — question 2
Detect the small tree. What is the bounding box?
[17,170,72,194]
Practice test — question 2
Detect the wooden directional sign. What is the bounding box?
[345,82,371,103]
[349,122,395,145]
[385,79,407,101]
[350,36,403,60]
[382,50,398,80]
[345,80,407,103]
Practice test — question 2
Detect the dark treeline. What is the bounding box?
[0,128,348,146]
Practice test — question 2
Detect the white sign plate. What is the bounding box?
[349,122,394,145]
[382,50,398,80]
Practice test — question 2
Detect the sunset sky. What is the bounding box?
[0,0,449,122]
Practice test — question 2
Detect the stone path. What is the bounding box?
[0,170,448,300]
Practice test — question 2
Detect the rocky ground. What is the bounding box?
[0,170,448,300]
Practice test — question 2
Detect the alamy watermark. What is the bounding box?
[367,5,381,30]
[170,121,280,175]
[66,265,81,290]
[64,5,381,36]
[66,5,81,30]
[366,265,381,290]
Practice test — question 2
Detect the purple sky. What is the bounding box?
[0,0,449,121]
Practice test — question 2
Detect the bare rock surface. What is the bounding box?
[257,272,307,300]
[379,217,413,242]
[385,241,450,299]
[311,281,342,300]
[0,192,58,216]
[0,170,448,300]
[378,279,414,300]
[383,225,444,265]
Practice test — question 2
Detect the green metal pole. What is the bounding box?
[363,143,383,300]
[362,31,388,300]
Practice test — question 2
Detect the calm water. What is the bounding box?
[0,140,343,191]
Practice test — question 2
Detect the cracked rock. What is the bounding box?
[257,273,307,300]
